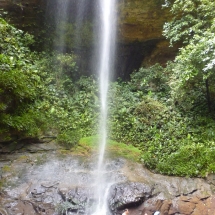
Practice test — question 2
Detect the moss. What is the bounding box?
[17,155,29,162]
[76,135,141,162]
[0,178,6,189]
[35,154,47,165]
[2,165,11,172]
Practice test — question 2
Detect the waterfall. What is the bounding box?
[73,0,86,48]
[97,0,117,177]
[46,0,117,213]
[53,0,70,52]
[92,0,117,214]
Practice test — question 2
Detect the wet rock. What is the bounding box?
[31,186,46,195]
[26,142,59,153]
[0,142,215,215]
[41,181,59,188]
[159,200,171,215]
[141,195,215,215]
[0,207,8,215]
[108,182,152,212]
[177,197,196,215]
[65,187,94,213]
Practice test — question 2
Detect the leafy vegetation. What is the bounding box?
[108,63,215,177]
[0,18,98,143]
[36,53,99,141]
[163,0,215,112]
[0,18,46,140]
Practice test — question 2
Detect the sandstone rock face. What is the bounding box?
[118,0,171,43]
[116,0,178,78]
[0,0,170,44]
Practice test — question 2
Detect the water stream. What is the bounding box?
[92,0,117,214]
[97,0,116,174]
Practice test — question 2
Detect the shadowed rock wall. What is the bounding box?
[0,0,45,36]
[0,0,179,78]
[116,0,179,79]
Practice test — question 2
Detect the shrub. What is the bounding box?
[0,18,46,140]
[57,130,81,149]
[108,65,215,177]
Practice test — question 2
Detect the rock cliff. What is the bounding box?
[0,0,45,36]
[118,0,170,43]
[116,0,179,78]
[0,0,179,77]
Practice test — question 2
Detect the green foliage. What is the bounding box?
[163,0,215,45]
[141,117,215,177]
[156,143,215,176]
[78,135,141,161]
[57,130,81,149]
[35,53,99,145]
[37,67,99,138]
[163,0,215,112]
[109,65,171,144]
[0,18,46,139]
[108,65,215,177]
[129,63,170,98]
[0,18,98,142]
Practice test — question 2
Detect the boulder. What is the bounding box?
[108,182,152,212]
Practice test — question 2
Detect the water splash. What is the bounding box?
[46,0,90,52]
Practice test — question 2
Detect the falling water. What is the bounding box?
[92,0,117,214]
[97,0,117,173]
[73,0,86,48]
[53,0,70,52]
[46,0,117,213]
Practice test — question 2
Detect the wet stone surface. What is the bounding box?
[0,141,215,215]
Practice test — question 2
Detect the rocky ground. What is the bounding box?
[0,140,214,215]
